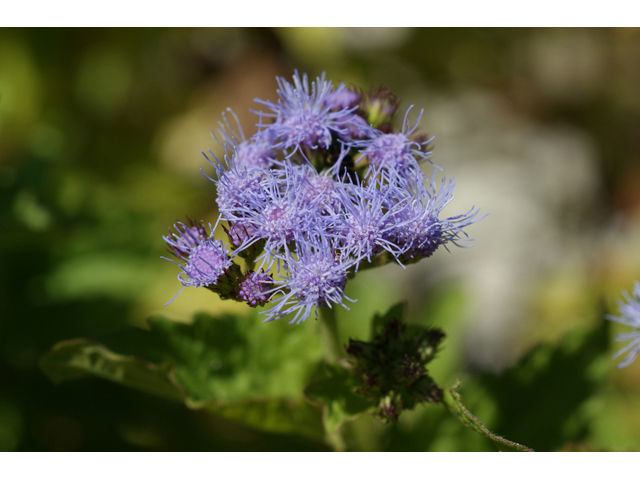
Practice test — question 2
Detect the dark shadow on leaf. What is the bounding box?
[477,312,610,451]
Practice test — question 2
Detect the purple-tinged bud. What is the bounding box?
[361,86,400,131]
[237,270,273,307]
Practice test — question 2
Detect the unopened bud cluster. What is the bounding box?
[163,71,483,324]
[345,318,445,423]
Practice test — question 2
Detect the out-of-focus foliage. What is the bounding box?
[476,313,610,451]
[2,27,640,451]
[38,303,533,451]
[40,311,326,443]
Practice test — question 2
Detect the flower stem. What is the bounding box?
[319,307,343,363]
[318,306,351,451]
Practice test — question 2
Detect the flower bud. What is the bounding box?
[345,317,445,423]
[361,86,400,131]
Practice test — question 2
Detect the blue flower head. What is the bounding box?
[353,106,438,179]
[391,174,483,262]
[607,282,640,368]
[295,165,341,213]
[218,162,335,262]
[204,147,267,216]
[253,70,359,154]
[334,179,409,269]
[263,233,357,324]
[211,108,277,170]
[163,220,232,301]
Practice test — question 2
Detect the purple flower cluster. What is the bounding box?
[164,71,483,324]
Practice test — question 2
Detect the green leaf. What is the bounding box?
[39,311,326,441]
[304,363,373,432]
[92,312,324,404]
[205,398,324,441]
[39,339,185,402]
[441,385,533,452]
[477,316,610,451]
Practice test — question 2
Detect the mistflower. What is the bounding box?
[237,270,273,307]
[296,165,341,213]
[607,282,640,368]
[165,217,207,258]
[353,106,437,178]
[220,163,332,262]
[253,70,359,154]
[211,108,277,170]
[163,221,232,291]
[225,220,259,249]
[391,175,482,262]
[334,179,408,268]
[162,70,485,323]
[263,233,356,324]
[205,148,266,215]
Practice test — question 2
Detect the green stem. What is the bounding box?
[318,307,348,450]
[440,386,533,452]
[319,307,343,363]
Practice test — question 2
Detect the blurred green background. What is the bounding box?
[2,27,640,451]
